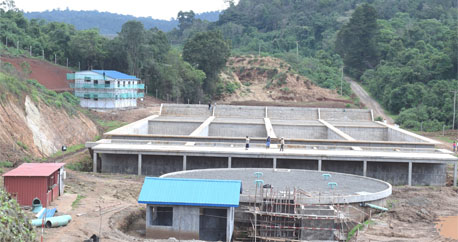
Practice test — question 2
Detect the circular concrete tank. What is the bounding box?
[162,168,392,205]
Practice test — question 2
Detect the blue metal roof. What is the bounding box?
[92,70,139,80]
[138,177,241,207]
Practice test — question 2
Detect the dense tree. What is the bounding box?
[183,31,231,97]
[68,29,107,70]
[336,4,378,78]
[119,21,145,76]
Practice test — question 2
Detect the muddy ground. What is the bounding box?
[33,151,458,242]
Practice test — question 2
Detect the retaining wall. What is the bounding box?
[320,108,371,121]
[148,121,201,135]
[273,125,327,139]
[209,123,267,137]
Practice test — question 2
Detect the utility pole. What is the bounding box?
[54,54,56,64]
[258,42,261,56]
[16,41,19,51]
[42,49,44,59]
[66,58,68,68]
[340,66,344,95]
[296,41,299,60]
[452,90,457,130]
[29,46,32,56]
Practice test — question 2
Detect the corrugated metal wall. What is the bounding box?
[4,170,61,207]
[4,176,48,206]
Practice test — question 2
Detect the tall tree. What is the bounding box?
[336,4,378,79]
[119,21,145,76]
[177,11,195,32]
[182,31,231,97]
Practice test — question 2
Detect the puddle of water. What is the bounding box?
[435,216,458,240]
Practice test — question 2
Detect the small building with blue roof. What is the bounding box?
[67,70,144,109]
[138,177,242,241]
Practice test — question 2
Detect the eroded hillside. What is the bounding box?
[220,56,351,107]
[0,71,97,163]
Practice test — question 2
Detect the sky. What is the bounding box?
[15,0,239,20]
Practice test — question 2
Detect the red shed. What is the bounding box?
[2,163,65,207]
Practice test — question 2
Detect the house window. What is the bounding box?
[83,94,90,99]
[117,82,120,88]
[84,77,91,82]
[94,94,98,101]
[151,206,173,226]
[105,81,110,88]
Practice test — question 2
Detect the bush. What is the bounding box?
[0,188,36,241]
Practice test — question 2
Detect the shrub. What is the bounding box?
[0,188,35,241]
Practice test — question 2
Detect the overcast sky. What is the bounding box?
[16,0,239,20]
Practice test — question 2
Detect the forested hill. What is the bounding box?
[23,9,220,35]
[212,0,457,131]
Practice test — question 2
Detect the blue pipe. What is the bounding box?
[31,215,72,227]
[362,203,388,212]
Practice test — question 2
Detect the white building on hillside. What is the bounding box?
[67,70,144,109]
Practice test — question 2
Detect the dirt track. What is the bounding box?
[345,77,394,124]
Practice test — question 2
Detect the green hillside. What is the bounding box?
[1,0,457,131]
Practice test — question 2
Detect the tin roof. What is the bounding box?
[92,70,139,80]
[2,163,65,177]
[138,177,241,207]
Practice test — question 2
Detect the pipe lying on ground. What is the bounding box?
[31,215,72,227]
[360,202,388,212]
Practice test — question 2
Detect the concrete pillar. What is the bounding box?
[273,157,277,169]
[93,152,97,173]
[228,157,232,168]
[363,160,367,177]
[454,162,457,187]
[183,155,187,171]
[408,162,412,186]
[318,159,322,171]
[138,154,142,176]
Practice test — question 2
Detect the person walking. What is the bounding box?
[453,141,457,152]
[280,137,284,152]
[245,136,250,150]
[266,136,271,149]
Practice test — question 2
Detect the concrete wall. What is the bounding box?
[273,125,327,139]
[199,208,227,241]
[268,107,318,120]
[337,127,387,141]
[80,98,137,109]
[161,104,211,116]
[187,156,228,170]
[146,205,200,240]
[100,154,138,174]
[322,160,364,176]
[320,108,371,121]
[231,158,273,168]
[327,128,347,140]
[215,105,265,118]
[367,162,446,186]
[277,159,318,170]
[412,163,447,186]
[209,123,267,137]
[142,155,183,176]
[387,128,425,142]
[148,121,201,135]
[146,205,231,241]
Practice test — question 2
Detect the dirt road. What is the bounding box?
[345,77,394,124]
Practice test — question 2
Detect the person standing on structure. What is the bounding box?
[245,136,250,150]
[266,136,271,149]
[454,141,457,152]
[280,137,285,151]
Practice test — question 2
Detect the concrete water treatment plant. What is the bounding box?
[87,104,458,186]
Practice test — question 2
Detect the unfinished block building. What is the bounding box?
[67,70,145,109]
[87,104,458,186]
